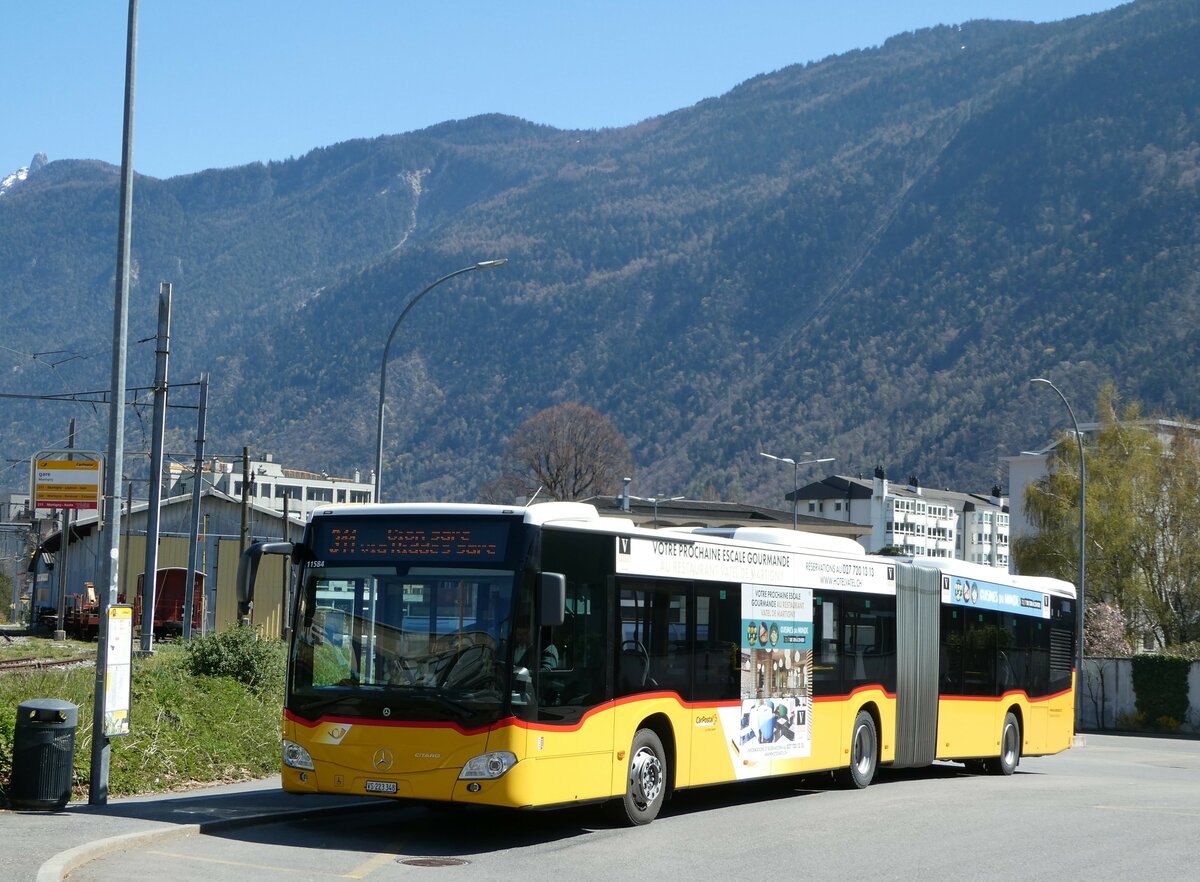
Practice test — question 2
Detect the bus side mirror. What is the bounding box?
[539,572,566,627]
[236,541,294,620]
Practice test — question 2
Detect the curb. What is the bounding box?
[36,799,395,881]
[38,823,193,882]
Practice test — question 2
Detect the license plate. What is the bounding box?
[365,780,398,794]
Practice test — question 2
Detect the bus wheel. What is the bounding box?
[835,710,878,789]
[614,728,667,825]
[985,712,1020,776]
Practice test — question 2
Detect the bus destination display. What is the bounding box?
[313,519,508,562]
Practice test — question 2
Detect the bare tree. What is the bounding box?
[485,403,633,502]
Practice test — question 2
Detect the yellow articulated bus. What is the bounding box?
[237,502,1076,825]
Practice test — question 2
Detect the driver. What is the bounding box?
[513,622,559,671]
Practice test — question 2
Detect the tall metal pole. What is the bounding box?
[1031,377,1086,734]
[791,462,798,531]
[240,447,250,552]
[54,418,76,641]
[374,259,508,501]
[91,0,138,806]
[281,492,291,640]
[140,282,171,653]
[183,372,208,640]
[122,481,133,602]
[759,452,835,530]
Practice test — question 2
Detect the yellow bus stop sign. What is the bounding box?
[31,450,104,513]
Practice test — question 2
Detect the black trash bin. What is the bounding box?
[9,699,78,811]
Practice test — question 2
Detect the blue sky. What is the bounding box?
[4,1,1124,181]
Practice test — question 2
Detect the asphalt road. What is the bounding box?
[68,734,1199,881]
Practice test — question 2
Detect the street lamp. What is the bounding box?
[760,451,835,530]
[649,496,685,528]
[625,493,685,528]
[374,259,508,501]
[1031,377,1086,734]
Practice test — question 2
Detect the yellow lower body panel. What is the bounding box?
[282,686,1069,809]
[935,688,1075,761]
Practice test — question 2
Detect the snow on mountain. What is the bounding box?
[0,153,47,197]
[0,165,28,196]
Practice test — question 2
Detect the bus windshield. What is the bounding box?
[289,563,517,726]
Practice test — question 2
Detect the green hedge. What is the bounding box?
[1131,654,1190,730]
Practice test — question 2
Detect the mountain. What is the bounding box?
[0,152,46,197]
[2,0,1198,507]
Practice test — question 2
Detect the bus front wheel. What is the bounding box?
[614,728,667,825]
[835,710,878,789]
[984,712,1020,776]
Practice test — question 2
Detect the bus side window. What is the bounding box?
[940,606,964,694]
[812,594,840,695]
[693,584,740,701]
[615,581,689,698]
[962,609,999,696]
[841,594,897,690]
[543,580,607,710]
[539,529,611,713]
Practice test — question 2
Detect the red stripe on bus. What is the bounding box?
[812,684,896,703]
[285,692,743,735]
[938,686,1074,703]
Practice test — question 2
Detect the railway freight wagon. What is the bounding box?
[134,568,205,637]
[64,567,204,639]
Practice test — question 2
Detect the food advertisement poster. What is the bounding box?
[721,583,814,771]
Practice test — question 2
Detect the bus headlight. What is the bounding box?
[282,739,315,771]
[459,751,517,780]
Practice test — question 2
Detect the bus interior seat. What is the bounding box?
[618,647,654,693]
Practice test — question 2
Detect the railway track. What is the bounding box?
[0,655,94,673]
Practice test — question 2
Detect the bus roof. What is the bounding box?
[900,556,1077,600]
[664,526,866,556]
[308,501,608,527]
[307,505,1073,598]
[308,502,864,550]
[309,502,875,563]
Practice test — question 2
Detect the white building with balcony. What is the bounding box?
[791,466,1011,569]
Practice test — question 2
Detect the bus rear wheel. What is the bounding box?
[835,710,878,789]
[613,728,667,825]
[984,712,1020,776]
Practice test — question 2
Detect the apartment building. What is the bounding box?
[168,454,373,518]
[791,466,1011,569]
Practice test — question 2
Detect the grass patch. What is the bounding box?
[0,637,286,805]
[0,635,95,662]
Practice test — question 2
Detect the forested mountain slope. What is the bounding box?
[2,0,1196,505]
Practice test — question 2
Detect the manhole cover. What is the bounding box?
[398,857,470,868]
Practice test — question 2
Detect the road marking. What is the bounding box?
[342,852,401,878]
[147,849,332,875]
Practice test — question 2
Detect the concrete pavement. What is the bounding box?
[0,775,389,881]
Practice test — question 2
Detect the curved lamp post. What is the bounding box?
[650,495,685,528]
[374,259,508,501]
[1031,377,1086,734]
[625,493,685,528]
[760,451,835,530]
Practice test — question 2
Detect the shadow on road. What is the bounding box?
[191,761,1000,858]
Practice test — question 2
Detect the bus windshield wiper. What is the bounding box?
[429,689,499,719]
[290,689,362,716]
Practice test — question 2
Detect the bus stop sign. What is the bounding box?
[31,450,104,515]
